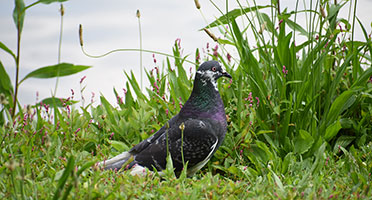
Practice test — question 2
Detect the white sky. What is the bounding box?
[0,0,371,108]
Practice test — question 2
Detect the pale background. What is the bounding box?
[1,0,371,108]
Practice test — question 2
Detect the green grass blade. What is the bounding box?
[100,95,117,126]
[53,155,75,200]
[124,71,147,101]
[351,67,372,88]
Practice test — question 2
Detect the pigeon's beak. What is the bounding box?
[221,71,232,79]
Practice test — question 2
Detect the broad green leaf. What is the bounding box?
[333,135,355,153]
[326,90,355,127]
[0,61,13,94]
[100,95,116,126]
[257,12,277,37]
[320,53,353,131]
[13,0,25,33]
[163,152,175,178]
[281,152,294,174]
[294,130,314,154]
[357,17,372,61]
[124,71,147,101]
[268,169,284,192]
[124,82,135,108]
[227,165,239,176]
[285,80,302,85]
[351,65,372,88]
[257,130,275,135]
[20,63,91,84]
[286,19,308,36]
[310,142,326,174]
[339,118,356,129]
[76,160,96,176]
[217,38,235,46]
[37,0,68,4]
[110,140,128,152]
[204,5,272,29]
[324,120,342,141]
[248,142,271,163]
[39,97,78,107]
[0,41,16,59]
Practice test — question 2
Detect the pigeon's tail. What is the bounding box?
[98,151,134,171]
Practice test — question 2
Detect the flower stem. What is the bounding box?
[12,18,22,118]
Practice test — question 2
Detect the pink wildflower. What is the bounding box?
[196,52,200,63]
[175,38,181,49]
[80,76,86,84]
[152,54,157,64]
[213,45,219,57]
[279,19,283,26]
[74,128,81,137]
[109,132,114,140]
[282,65,288,77]
[227,53,231,62]
[153,82,159,91]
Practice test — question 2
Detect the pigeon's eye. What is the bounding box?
[211,67,217,72]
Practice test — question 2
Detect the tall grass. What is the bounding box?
[1,0,372,199]
[200,0,372,171]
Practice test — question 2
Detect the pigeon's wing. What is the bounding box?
[133,118,218,173]
[172,118,218,172]
[98,115,179,171]
[129,114,179,154]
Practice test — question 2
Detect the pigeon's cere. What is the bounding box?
[99,60,231,176]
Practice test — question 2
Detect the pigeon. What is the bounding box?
[99,60,232,176]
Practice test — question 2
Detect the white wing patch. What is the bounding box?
[199,121,206,128]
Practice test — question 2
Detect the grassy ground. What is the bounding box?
[1,0,372,199]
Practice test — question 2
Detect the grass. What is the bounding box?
[1,0,372,199]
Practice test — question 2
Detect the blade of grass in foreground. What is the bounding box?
[53,155,75,200]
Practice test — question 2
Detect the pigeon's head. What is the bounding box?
[196,61,232,85]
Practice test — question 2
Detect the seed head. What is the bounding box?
[79,24,84,46]
[136,9,141,18]
[60,4,64,16]
[194,0,201,9]
[203,28,218,42]
[179,122,185,131]
[320,6,326,18]
[0,93,8,105]
[27,105,32,115]
[259,22,267,34]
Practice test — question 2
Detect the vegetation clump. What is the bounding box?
[0,0,371,199]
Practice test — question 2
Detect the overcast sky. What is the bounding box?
[1,0,371,108]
